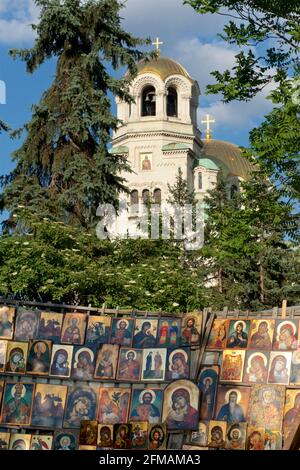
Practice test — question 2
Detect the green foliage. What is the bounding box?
[0,210,207,312]
[1,0,151,229]
[0,120,8,133]
[185,0,300,200]
[167,167,196,205]
[1,173,298,311]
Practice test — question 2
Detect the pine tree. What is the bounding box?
[0,0,149,230]
[167,167,196,206]
[202,172,300,309]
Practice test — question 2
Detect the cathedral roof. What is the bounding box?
[199,139,254,179]
[135,56,193,82]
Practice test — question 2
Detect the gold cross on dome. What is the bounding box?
[152,36,163,54]
[201,114,215,141]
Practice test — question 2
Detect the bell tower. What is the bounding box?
[110,52,202,219]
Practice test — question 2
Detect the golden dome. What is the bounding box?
[201,139,254,179]
[135,56,193,82]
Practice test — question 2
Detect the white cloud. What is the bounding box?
[0,0,38,44]
[173,38,237,93]
[123,0,226,40]
[198,83,275,139]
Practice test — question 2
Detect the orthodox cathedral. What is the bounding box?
[109,40,252,236]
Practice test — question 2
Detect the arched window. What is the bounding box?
[130,190,139,213]
[142,189,150,204]
[230,184,238,199]
[198,172,203,190]
[153,188,161,204]
[167,86,178,117]
[142,86,156,116]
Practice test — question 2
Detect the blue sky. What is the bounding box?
[0,0,275,178]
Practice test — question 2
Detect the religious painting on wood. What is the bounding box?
[30,435,53,451]
[0,306,15,340]
[26,339,52,375]
[267,351,292,385]
[53,430,79,450]
[38,311,63,344]
[78,445,96,451]
[187,421,208,447]
[0,432,10,450]
[283,389,300,442]
[220,349,245,382]
[226,320,250,349]
[264,429,282,450]
[9,433,31,450]
[49,344,73,378]
[116,348,143,381]
[97,425,113,449]
[140,153,152,171]
[180,312,202,346]
[214,385,250,424]
[248,319,274,350]
[248,384,285,431]
[130,421,148,450]
[289,350,300,384]
[165,348,190,381]
[31,384,67,428]
[183,445,208,451]
[129,388,163,424]
[0,379,3,403]
[141,348,166,381]
[0,340,7,372]
[148,424,166,450]
[206,319,229,350]
[5,341,28,374]
[156,318,181,348]
[97,387,131,424]
[246,427,265,450]
[1,382,34,425]
[79,420,98,447]
[162,379,199,430]
[198,365,219,420]
[85,315,111,350]
[133,318,158,348]
[225,422,247,450]
[202,351,221,365]
[273,319,299,350]
[110,318,135,347]
[61,312,87,345]
[243,351,270,384]
[14,308,39,341]
[63,384,99,428]
[94,344,119,380]
[207,421,226,449]
[167,433,184,450]
[113,423,132,450]
[71,346,95,381]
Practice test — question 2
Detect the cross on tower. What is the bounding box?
[201,114,215,141]
[152,37,164,55]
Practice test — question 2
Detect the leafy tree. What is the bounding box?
[185,0,300,200]
[0,210,206,311]
[0,0,149,230]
